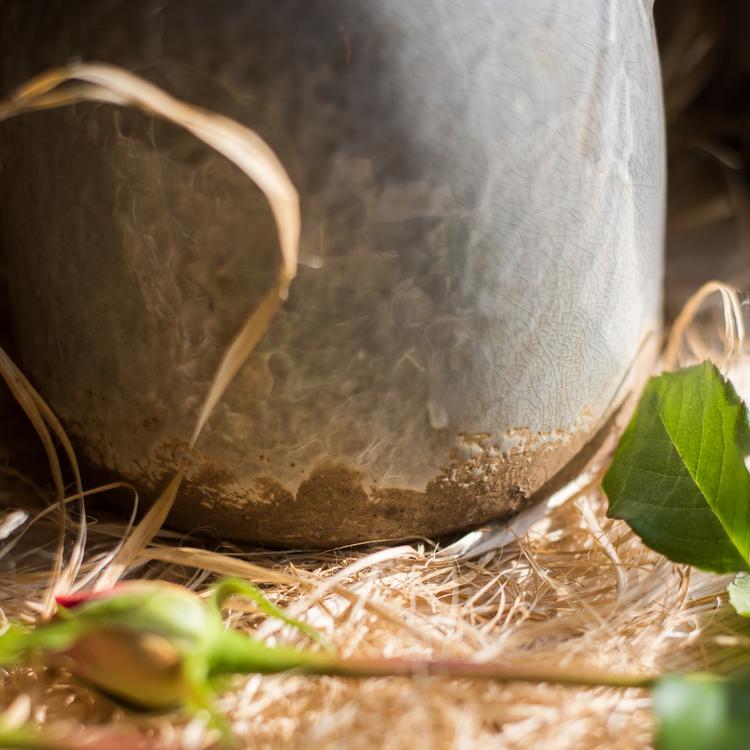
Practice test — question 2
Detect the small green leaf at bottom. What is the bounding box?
[655,673,750,750]
[603,361,750,573]
[728,573,750,617]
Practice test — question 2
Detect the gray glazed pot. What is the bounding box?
[0,0,664,547]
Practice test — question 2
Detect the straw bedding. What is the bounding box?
[1,444,749,749]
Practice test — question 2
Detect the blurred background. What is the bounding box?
[656,0,750,319]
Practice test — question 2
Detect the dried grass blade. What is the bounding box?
[0,346,66,614]
[663,280,745,371]
[95,473,182,591]
[0,62,300,585]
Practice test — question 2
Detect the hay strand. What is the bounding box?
[0,63,300,589]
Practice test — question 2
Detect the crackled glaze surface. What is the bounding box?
[0,0,664,546]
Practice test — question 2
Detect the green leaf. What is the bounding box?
[654,673,750,750]
[603,361,750,573]
[728,574,750,616]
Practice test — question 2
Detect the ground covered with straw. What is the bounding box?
[1,462,748,749]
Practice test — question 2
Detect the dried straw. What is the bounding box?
[2,471,749,749]
[0,63,300,593]
[663,280,746,372]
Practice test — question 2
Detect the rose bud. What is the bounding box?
[0,578,328,715]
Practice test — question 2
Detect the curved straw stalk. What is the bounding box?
[663,280,745,372]
[0,63,300,593]
[0,346,84,615]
